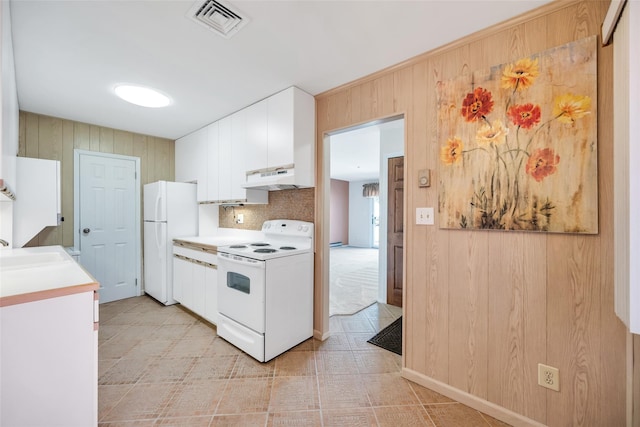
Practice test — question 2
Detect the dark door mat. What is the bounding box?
[367,316,402,355]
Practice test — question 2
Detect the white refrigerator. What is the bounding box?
[143,181,198,305]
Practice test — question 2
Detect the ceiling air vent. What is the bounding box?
[187,0,249,39]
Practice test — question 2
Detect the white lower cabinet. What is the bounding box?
[172,243,218,324]
[1,290,98,427]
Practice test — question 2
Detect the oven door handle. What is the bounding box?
[219,254,266,269]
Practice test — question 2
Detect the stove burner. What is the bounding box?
[229,245,247,249]
[251,243,271,247]
[254,248,277,253]
[279,246,296,250]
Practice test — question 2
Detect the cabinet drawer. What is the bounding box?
[173,245,217,265]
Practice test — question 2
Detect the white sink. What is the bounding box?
[0,251,69,270]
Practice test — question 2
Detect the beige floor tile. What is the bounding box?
[288,338,314,352]
[321,408,377,427]
[124,339,175,359]
[230,354,275,379]
[203,337,243,356]
[162,380,226,418]
[165,337,215,358]
[185,355,238,381]
[329,316,344,333]
[216,378,273,414]
[99,337,143,360]
[315,351,359,375]
[210,413,268,426]
[317,375,370,409]
[345,332,379,351]
[313,333,351,352]
[425,403,496,427]
[267,410,322,427]
[184,322,217,338]
[100,324,126,341]
[410,383,455,404]
[100,358,121,379]
[99,384,134,421]
[364,373,420,406]
[162,310,199,326]
[269,376,319,412]
[339,318,377,334]
[480,412,513,427]
[353,350,401,374]
[150,324,193,340]
[374,405,435,426]
[154,415,213,426]
[274,351,316,377]
[101,382,177,422]
[98,420,156,426]
[139,357,197,384]
[369,316,398,333]
[100,357,152,385]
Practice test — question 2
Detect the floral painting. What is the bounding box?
[437,35,598,233]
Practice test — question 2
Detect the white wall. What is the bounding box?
[1,0,20,246]
[348,180,374,247]
[378,123,404,302]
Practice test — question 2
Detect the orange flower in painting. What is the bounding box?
[476,120,509,144]
[501,57,539,91]
[553,93,591,124]
[460,87,494,122]
[526,148,560,182]
[507,103,542,129]
[440,137,464,165]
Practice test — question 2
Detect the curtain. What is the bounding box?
[362,182,379,198]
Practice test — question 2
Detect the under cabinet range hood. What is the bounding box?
[242,167,305,191]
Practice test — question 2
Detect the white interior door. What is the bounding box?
[77,151,139,303]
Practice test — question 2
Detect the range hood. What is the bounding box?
[242,167,308,191]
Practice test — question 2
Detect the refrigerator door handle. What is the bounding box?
[155,193,162,222]
[155,222,163,253]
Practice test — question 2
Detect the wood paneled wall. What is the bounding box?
[18,111,175,248]
[315,1,626,425]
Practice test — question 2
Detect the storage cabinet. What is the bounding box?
[172,243,218,324]
[175,126,208,202]
[206,122,219,202]
[243,87,315,187]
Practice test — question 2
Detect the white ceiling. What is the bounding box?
[9,0,551,141]
[330,118,403,182]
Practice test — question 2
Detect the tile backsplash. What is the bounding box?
[218,188,315,230]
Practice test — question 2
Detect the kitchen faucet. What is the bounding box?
[0,239,9,247]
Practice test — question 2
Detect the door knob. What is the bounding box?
[83,228,91,234]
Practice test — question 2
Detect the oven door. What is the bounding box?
[217,252,266,333]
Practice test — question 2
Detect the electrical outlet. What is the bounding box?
[236,213,244,224]
[538,363,560,391]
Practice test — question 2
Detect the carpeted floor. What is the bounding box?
[330,246,379,316]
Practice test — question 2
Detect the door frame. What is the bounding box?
[319,114,406,340]
[73,149,142,297]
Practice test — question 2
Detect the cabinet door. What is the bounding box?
[267,88,294,169]
[245,99,268,173]
[218,116,232,201]
[206,122,219,202]
[204,265,218,324]
[175,127,208,202]
[192,262,206,316]
[231,110,247,201]
[172,255,191,304]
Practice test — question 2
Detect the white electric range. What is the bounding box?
[216,219,314,362]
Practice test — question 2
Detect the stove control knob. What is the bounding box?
[303,226,309,232]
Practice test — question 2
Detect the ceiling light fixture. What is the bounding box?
[114,84,171,108]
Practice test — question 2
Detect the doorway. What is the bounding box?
[327,117,404,316]
[74,150,141,303]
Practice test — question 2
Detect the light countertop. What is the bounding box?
[174,229,264,251]
[0,245,98,307]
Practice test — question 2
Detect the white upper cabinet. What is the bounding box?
[217,116,232,202]
[243,87,315,189]
[267,88,295,169]
[245,99,268,174]
[231,110,247,201]
[175,126,208,202]
[206,122,219,202]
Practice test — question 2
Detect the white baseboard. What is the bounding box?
[313,329,331,341]
[401,368,547,427]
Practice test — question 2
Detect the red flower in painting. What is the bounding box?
[507,103,541,130]
[526,148,560,182]
[460,87,494,122]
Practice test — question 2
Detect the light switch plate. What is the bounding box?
[416,207,434,225]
